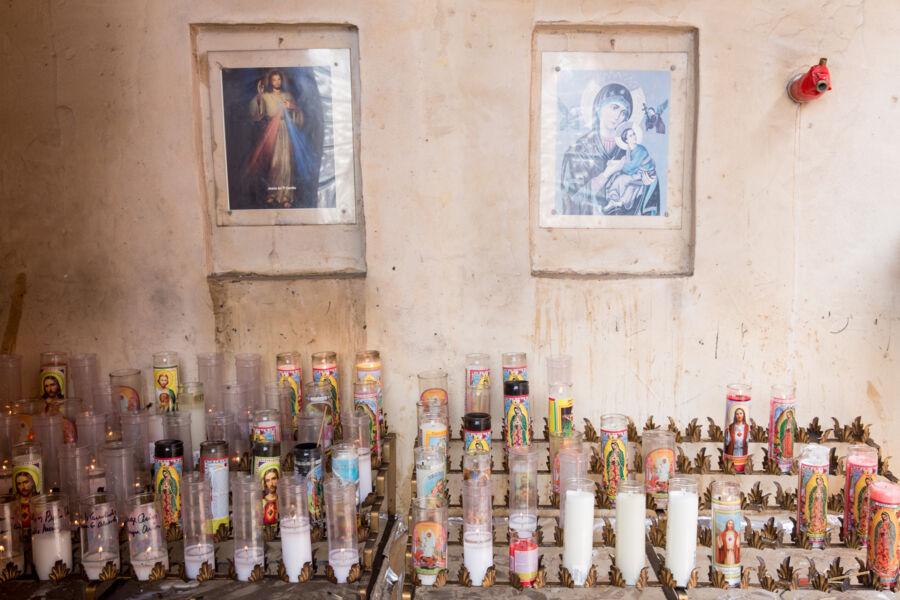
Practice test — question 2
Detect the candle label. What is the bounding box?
[600,428,627,499]
[356,365,383,432]
[711,498,742,585]
[724,395,751,473]
[798,461,828,548]
[416,464,446,499]
[503,365,527,382]
[420,424,448,451]
[548,396,574,436]
[39,366,66,400]
[200,455,230,533]
[126,505,161,537]
[255,456,281,526]
[844,461,877,544]
[153,366,178,412]
[644,447,675,497]
[767,396,796,473]
[867,496,900,586]
[115,385,142,412]
[509,535,538,586]
[153,456,182,527]
[463,457,491,482]
[312,364,340,425]
[420,387,448,405]
[12,456,41,529]
[412,521,447,576]
[332,454,359,484]
[504,395,530,448]
[464,429,491,453]
[297,457,324,525]
[466,368,491,389]
[251,421,280,444]
[31,503,69,534]
[277,365,303,423]
[354,386,381,461]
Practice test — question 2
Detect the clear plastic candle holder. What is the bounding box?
[325,476,359,583]
[152,351,180,414]
[665,476,698,587]
[58,443,91,513]
[79,492,120,580]
[30,492,72,580]
[235,353,262,412]
[126,492,168,580]
[39,352,68,401]
[462,477,492,533]
[109,369,144,413]
[508,445,539,534]
[94,385,118,431]
[465,385,490,416]
[464,353,491,391]
[615,480,646,585]
[331,442,360,504]
[547,356,574,436]
[501,352,528,382]
[232,473,265,581]
[302,381,334,450]
[343,412,373,502]
[352,381,380,462]
[297,413,325,446]
[724,383,752,473]
[415,447,446,500]
[102,441,136,525]
[797,442,829,548]
[600,413,628,500]
[412,495,448,586]
[280,473,312,581]
[463,449,491,482]
[0,413,25,461]
[550,431,583,494]
[75,412,107,461]
[30,413,62,492]
[546,354,572,386]
[0,355,21,405]
[562,477,595,585]
[163,412,193,472]
[417,370,449,405]
[199,441,230,535]
[69,353,98,412]
[354,351,383,438]
[197,353,224,415]
[711,480,742,586]
[844,444,879,544]
[181,473,214,579]
[0,494,24,574]
[119,412,150,474]
[276,351,303,423]
[205,411,236,460]
[45,397,81,445]
[178,382,205,459]
[642,429,675,497]
[251,407,281,445]
[262,383,293,445]
[311,351,341,426]
[767,384,797,474]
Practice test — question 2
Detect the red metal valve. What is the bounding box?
[788,58,832,103]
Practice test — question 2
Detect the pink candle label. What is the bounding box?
[277,365,303,423]
[724,395,751,473]
[868,497,900,585]
[767,397,796,472]
[844,460,877,543]
[251,422,280,443]
[413,521,447,575]
[509,536,538,586]
[600,428,627,498]
[798,462,828,548]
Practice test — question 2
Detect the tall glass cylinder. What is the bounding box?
[343,412,373,502]
[102,441,136,525]
[501,352,527,382]
[31,413,62,492]
[463,449,491,482]
[547,355,574,436]
[232,473,265,581]
[264,383,295,450]
[235,353,262,412]
[508,445,538,534]
[0,413,25,462]
[332,442,359,503]
[412,495,447,586]
[311,352,340,427]
[465,385,490,415]
[0,494,24,573]
[797,442,829,548]
[417,370,449,405]
[12,441,42,530]
[197,353,224,415]
[280,473,312,581]
[354,350,383,439]
[562,478,595,585]
[294,443,325,526]
[504,379,530,448]
[75,412,107,463]
[711,480,742,586]
[69,354,98,412]
[182,473,214,579]
[325,476,359,583]
[58,443,91,512]
[30,492,72,580]
[164,412,193,472]
[417,402,449,451]
[415,447,446,500]
[724,383,752,473]
[277,351,303,425]
[119,412,150,473]
[152,352,180,413]
[303,381,334,451]
[353,381,380,462]
[767,384,796,474]
[93,384,117,427]
[110,368,144,413]
[79,492,120,580]
[615,480,646,586]
[462,477,493,586]
[199,441,230,534]
[844,444,878,544]
[297,413,325,446]
[463,412,491,452]
[223,382,250,464]
[0,355,21,405]
[867,481,900,587]
[666,476,698,586]
[557,442,589,523]
[253,441,281,527]
[550,431,583,494]
[642,429,675,497]
[126,492,168,580]
[600,413,627,500]
[179,382,205,459]
[39,351,68,402]
[464,353,491,396]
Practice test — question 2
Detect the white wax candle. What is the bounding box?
[562,489,595,585]
[508,513,537,534]
[665,489,698,586]
[82,551,119,580]
[358,450,373,502]
[615,490,646,585]
[184,543,215,580]
[234,547,264,581]
[329,547,359,583]
[132,551,169,580]
[463,530,493,587]
[281,522,313,581]
[32,532,73,580]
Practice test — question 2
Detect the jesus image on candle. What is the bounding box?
[262,467,279,526]
[724,408,749,458]
[716,519,740,565]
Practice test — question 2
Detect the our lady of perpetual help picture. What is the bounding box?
[538,51,689,229]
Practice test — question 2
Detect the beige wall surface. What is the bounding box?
[1,1,898,503]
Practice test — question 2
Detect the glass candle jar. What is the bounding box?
[276,351,304,425]
[75,412,107,462]
[504,379,530,448]
[0,494,24,573]
[867,481,900,587]
[615,480,646,586]
[642,429,675,497]
[12,441,42,530]
[294,443,325,526]
[665,477,698,587]
[178,382,205,459]
[557,442,589,523]
[797,442,829,548]
[152,351,180,413]
[0,355,22,405]
[463,412,491,453]
[417,370,449,405]
[153,439,184,527]
[465,385,490,416]
[126,492,168,580]
[546,355,574,436]
[354,350,383,438]
[268,383,296,449]
[562,477,595,586]
[311,352,340,426]
[164,412,193,472]
[79,492,120,580]
[181,473,215,580]
[711,480,742,586]
[58,443,91,513]
[343,413,373,502]
[508,445,538,534]
[69,353,98,412]
[550,431,583,495]
[463,449,491,482]
[302,382,334,451]
[464,353,491,394]
[232,473,265,581]
[223,383,250,464]
[417,402,448,451]
[324,476,359,583]
[30,413,62,492]
[462,477,492,533]
[509,529,538,587]
[251,408,281,444]
[724,383,752,473]
[110,368,144,413]
[844,444,879,544]
[412,495,448,586]
[415,447,446,500]
[31,492,72,580]
[102,441,136,525]
[119,412,150,474]
[234,353,262,413]
[197,353,224,415]
[501,352,527,382]
[600,413,628,500]
[39,352,68,402]
[280,473,312,581]
[253,441,281,527]
[767,384,796,474]
[199,441,230,534]
[353,381,380,462]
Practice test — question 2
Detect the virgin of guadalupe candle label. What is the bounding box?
[255,456,280,526]
[845,463,877,543]
[464,430,491,453]
[154,457,182,527]
[600,429,627,498]
[724,396,750,473]
[712,498,742,585]
[505,395,530,448]
[354,385,381,459]
[798,462,828,548]
[868,496,900,586]
[503,365,527,382]
[509,535,538,586]
[39,367,66,401]
[644,447,674,497]
[12,458,41,529]
[412,521,447,578]
[548,396,574,436]
[153,367,178,412]
[768,397,796,472]
[201,455,230,533]
[127,504,161,537]
[278,365,302,423]
[312,364,340,425]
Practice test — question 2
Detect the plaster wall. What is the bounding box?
[0,1,898,504]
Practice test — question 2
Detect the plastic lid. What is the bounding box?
[464,412,491,431]
[154,439,184,458]
[503,380,529,395]
[293,442,321,463]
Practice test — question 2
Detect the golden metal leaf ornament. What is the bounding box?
[148,561,167,582]
[248,563,266,582]
[482,565,496,587]
[558,565,574,588]
[196,561,215,582]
